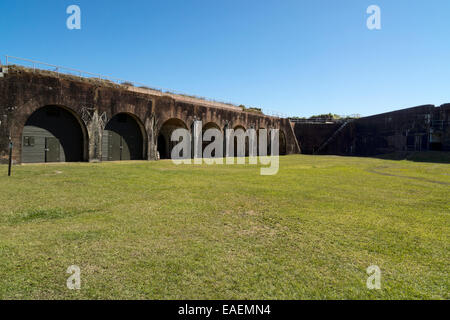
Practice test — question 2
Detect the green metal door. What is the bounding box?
[103,114,143,161]
[121,136,131,160]
[22,106,84,163]
[108,131,122,161]
[45,137,60,162]
[107,131,134,160]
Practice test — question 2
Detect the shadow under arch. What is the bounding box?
[157,118,188,159]
[202,122,222,158]
[203,122,221,132]
[21,105,88,163]
[257,127,269,156]
[232,125,248,157]
[103,112,148,161]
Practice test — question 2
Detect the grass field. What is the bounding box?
[0,155,448,299]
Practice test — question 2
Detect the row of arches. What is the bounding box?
[21,105,287,163]
[155,120,287,159]
[21,106,146,163]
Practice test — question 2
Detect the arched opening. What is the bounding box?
[103,113,145,161]
[233,125,248,157]
[257,127,268,156]
[157,118,188,159]
[202,122,221,158]
[22,105,86,163]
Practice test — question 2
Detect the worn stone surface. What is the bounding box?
[293,104,450,156]
[0,67,300,163]
[293,123,341,154]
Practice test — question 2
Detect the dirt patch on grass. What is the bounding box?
[367,166,450,185]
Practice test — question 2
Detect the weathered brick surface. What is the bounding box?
[0,67,300,163]
[293,104,450,156]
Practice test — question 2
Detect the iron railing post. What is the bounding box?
[8,139,13,177]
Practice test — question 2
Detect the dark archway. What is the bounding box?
[157,134,166,159]
[257,127,270,156]
[202,122,221,158]
[157,118,188,159]
[22,105,86,163]
[233,125,248,157]
[103,113,145,161]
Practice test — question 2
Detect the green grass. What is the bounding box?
[0,155,448,299]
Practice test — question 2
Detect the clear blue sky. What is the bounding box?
[1,0,449,117]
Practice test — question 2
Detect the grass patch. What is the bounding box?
[7,208,92,224]
[0,155,448,299]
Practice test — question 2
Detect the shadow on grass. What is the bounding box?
[373,151,450,164]
[8,207,99,225]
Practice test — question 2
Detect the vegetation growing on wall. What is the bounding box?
[290,113,361,121]
[239,105,264,115]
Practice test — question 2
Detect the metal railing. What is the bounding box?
[289,118,336,124]
[289,114,361,124]
[5,55,112,81]
[289,118,347,124]
[0,55,230,108]
[1,54,292,118]
[262,109,290,118]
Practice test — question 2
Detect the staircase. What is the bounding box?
[314,120,352,154]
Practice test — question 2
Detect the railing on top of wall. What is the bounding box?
[289,114,361,124]
[2,55,290,117]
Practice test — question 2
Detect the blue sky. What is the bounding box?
[1,0,449,117]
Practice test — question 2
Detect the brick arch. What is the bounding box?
[17,103,89,162]
[233,124,247,131]
[203,121,222,132]
[256,126,269,155]
[257,120,271,130]
[1,69,301,163]
[231,124,248,157]
[156,117,189,159]
[201,122,222,158]
[103,102,149,123]
[103,111,149,160]
[156,113,190,132]
[199,112,227,130]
